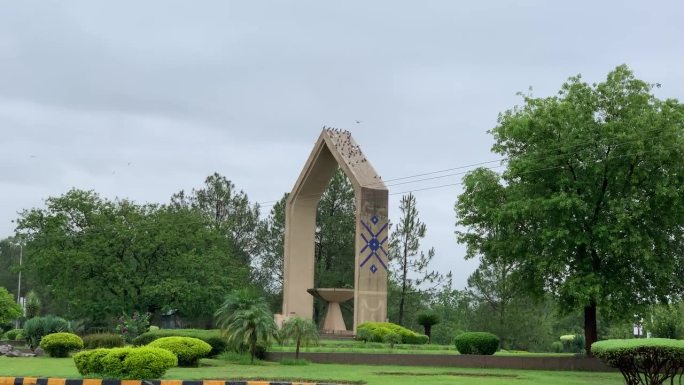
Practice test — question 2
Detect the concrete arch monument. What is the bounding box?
[281,128,388,333]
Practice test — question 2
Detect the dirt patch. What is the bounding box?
[375,371,519,378]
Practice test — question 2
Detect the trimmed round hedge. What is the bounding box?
[3,329,23,341]
[454,332,499,355]
[592,338,684,385]
[39,332,84,357]
[74,347,177,379]
[356,322,429,345]
[148,336,212,367]
[133,329,226,357]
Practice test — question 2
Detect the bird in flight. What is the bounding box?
[355,120,362,124]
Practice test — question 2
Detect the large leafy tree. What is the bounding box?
[456,65,684,355]
[16,189,249,323]
[389,193,447,325]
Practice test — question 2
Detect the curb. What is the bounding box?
[0,378,328,385]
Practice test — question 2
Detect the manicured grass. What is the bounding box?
[0,356,623,385]
[272,339,573,357]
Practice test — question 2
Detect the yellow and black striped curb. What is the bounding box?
[0,378,330,385]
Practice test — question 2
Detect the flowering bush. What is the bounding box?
[116,311,151,343]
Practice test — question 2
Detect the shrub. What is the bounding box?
[551,341,564,353]
[592,338,684,385]
[148,336,212,367]
[73,348,110,375]
[355,328,372,342]
[23,315,70,349]
[647,304,684,339]
[383,333,402,348]
[356,322,429,345]
[560,334,585,353]
[116,311,151,343]
[39,332,84,357]
[134,329,227,357]
[3,328,23,341]
[82,333,125,349]
[454,332,500,355]
[77,346,177,379]
[122,347,178,379]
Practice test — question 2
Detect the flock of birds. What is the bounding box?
[324,126,382,181]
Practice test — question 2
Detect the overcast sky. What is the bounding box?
[1,1,682,289]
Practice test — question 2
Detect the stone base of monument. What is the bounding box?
[307,288,354,334]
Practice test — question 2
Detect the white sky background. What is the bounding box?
[1,1,682,289]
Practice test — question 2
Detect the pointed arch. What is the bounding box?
[281,128,389,332]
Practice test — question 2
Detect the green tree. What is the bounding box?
[456,65,684,355]
[313,169,356,325]
[416,311,440,343]
[389,193,447,325]
[171,172,260,263]
[254,193,288,295]
[0,287,22,326]
[647,303,684,339]
[280,316,319,359]
[16,189,249,324]
[215,289,277,363]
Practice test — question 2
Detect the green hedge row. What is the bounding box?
[74,347,177,379]
[454,332,499,355]
[356,322,429,345]
[133,329,226,357]
[82,333,125,349]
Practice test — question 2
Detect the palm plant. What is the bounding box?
[416,311,440,343]
[279,316,319,359]
[215,289,277,363]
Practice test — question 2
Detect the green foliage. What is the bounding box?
[82,333,125,349]
[456,65,684,355]
[551,341,564,353]
[389,193,447,325]
[647,303,684,339]
[313,169,356,326]
[215,289,277,363]
[454,332,500,355]
[416,311,440,343]
[3,328,23,341]
[356,322,429,345]
[23,315,70,349]
[116,311,151,343]
[148,336,212,367]
[133,328,226,357]
[355,328,372,342]
[73,348,110,375]
[0,287,21,326]
[77,346,177,379]
[39,332,84,357]
[279,316,319,359]
[24,290,41,319]
[382,333,402,347]
[16,188,250,323]
[254,193,288,294]
[592,339,684,385]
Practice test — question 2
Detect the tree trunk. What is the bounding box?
[295,337,301,360]
[584,301,598,357]
[425,325,432,343]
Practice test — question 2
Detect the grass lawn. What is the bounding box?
[271,339,573,357]
[0,356,624,385]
